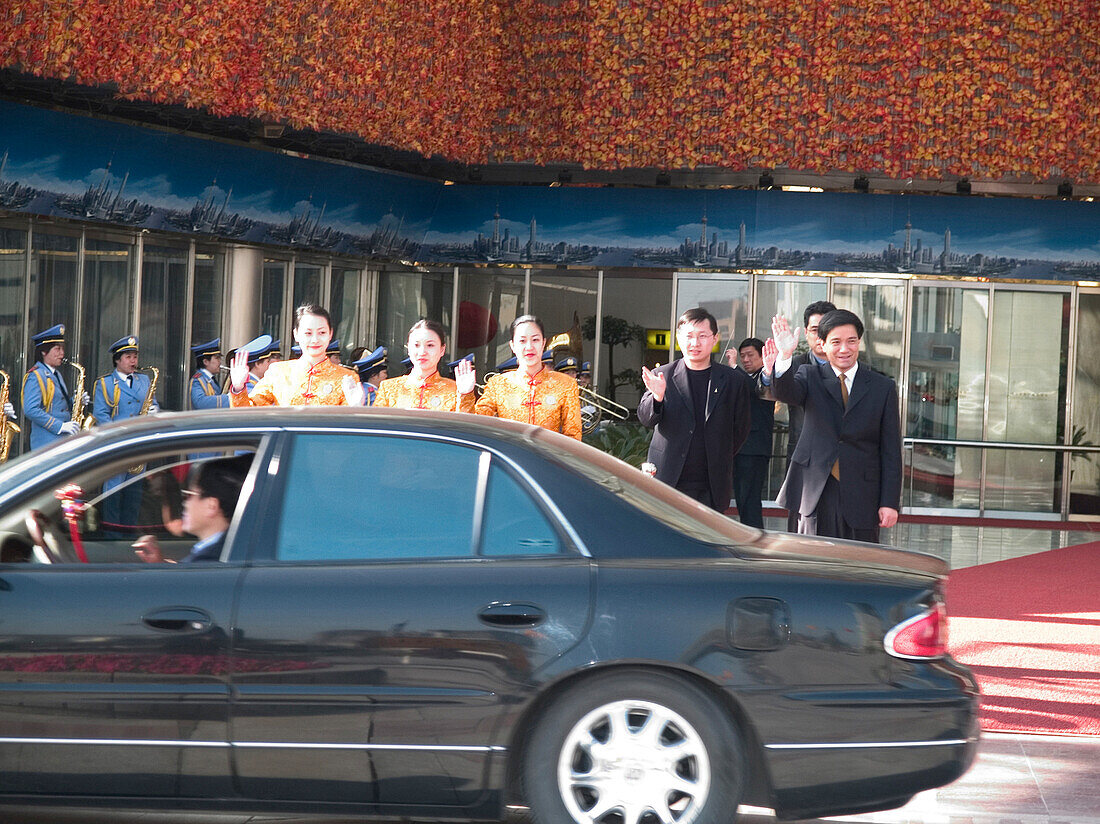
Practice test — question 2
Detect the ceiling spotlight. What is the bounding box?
[655,171,672,186]
[1058,179,1073,198]
[854,176,870,192]
[956,177,972,195]
[758,172,775,189]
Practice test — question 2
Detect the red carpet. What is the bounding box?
[946,541,1100,736]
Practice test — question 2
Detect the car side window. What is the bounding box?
[275,433,480,562]
[479,463,562,556]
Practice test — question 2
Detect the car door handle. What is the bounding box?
[143,607,213,633]
[478,602,546,627]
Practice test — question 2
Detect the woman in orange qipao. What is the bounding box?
[228,304,361,407]
[475,315,582,440]
[373,319,476,412]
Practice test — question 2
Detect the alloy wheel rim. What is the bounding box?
[556,698,712,824]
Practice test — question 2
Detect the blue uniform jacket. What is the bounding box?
[21,363,72,449]
[93,371,157,425]
[189,370,229,410]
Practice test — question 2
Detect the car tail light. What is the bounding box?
[884,601,948,660]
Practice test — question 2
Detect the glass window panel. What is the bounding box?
[140,245,189,412]
[192,247,225,348]
[529,269,597,376]
[752,278,828,355]
[905,444,982,510]
[0,226,27,459]
[832,281,906,383]
[597,272,672,410]
[0,226,27,382]
[907,285,989,511]
[329,267,361,359]
[1071,293,1100,516]
[480,463,561,556]
[377,269,453,372]
[29,231,79,365]
[275,434,479,561]
[293,263,322,310]
[674,276,748,361]
[907,285,987,442]
[81,237,133,376]
[261,259,286,339]
[455,268,525,376]
[983,290,1068,513]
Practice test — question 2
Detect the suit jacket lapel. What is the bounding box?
[671,360,693,417]
[706,366,727,421]
[819,360,845,411]
[846,366,870,412]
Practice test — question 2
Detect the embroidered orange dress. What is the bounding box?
[374,372,476,412]
[230,359,358,407]
[475,368,582,440]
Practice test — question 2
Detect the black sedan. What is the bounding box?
[0,408,978,823]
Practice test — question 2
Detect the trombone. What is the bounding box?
[579,386,629,435]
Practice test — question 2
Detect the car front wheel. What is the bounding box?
[523,670,744,824]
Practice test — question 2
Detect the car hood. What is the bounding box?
[734,529,948,579]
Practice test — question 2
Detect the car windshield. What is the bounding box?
[528,427,761,547]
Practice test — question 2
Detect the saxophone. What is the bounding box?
[128,366,159,473]
[64,359,96,430]
[0,370,20,464]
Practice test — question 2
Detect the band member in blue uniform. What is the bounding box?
[21,324,80,449]
[93,336,161,537]
[352,346,387,405]
[239,335,275,394]
[188,338,230,410]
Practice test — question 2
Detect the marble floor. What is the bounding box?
[760,514,1099,570]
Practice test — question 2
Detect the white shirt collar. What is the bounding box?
[200,367,214,379]
[116,370,134,383]
[832,362,859,382]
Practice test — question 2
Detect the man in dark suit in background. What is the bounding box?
[639,307,752,511]
[728,337,774,528]
[760,300,835,531]
[764,309,901,543]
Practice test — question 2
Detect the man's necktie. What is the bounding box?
[831,372,848,480]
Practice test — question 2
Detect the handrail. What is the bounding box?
[902,440,1100,453]
[904,437,1100,454]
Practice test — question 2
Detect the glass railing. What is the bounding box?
[904,438,1100,520]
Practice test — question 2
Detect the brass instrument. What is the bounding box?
[0,370,20,464]
[579,386,630,435]
[64,359,96,430]
[128,366,159,473]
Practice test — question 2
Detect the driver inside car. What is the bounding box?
[133,454,251,564]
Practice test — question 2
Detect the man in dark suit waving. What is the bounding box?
[638,307,752,511]
[763,309,901,543]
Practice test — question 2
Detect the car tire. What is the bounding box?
[523,669,744,824]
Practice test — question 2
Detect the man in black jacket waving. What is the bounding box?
[638,307,753,512]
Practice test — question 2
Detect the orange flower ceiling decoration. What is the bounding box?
[2,0,1097,180]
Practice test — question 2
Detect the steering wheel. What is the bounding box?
[25,509,73,564]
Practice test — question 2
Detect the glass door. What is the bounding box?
[673,273,751,362]
[1071,290,1100,516]
[906,283,988,511]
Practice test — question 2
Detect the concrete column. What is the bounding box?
[224,246,263,348]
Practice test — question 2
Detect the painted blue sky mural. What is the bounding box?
[3,100,1100,279]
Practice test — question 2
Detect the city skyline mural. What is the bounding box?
[3,100,1100,281]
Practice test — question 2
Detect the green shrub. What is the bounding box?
[583,422,653,467]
